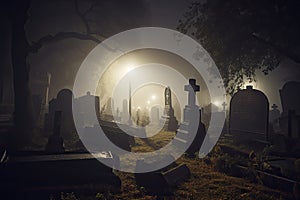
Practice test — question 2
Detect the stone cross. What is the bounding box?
[222,102,227,112]
[184,79,200,106]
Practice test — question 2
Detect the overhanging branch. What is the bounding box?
[29,32,102,53]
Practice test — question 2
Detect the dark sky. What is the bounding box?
[1,0,299,111]
[26,0,193,99]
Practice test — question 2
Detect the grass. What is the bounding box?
[23,129,294,199]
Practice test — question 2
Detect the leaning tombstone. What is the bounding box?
[135,155,190,194]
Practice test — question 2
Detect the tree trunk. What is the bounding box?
[9,0,34,149]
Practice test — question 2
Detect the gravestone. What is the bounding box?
[269,104,280,123]
[222,102,227,112]
[121,99,129,124]
[83,121,133,152]
[102,97,115,122]
[278,81,300,139]
[173,79,206,157]
[161,87,178,131]
[229,85,269,142]
[0,152,121,194]
[279,81,300,116]
[45,111,65,153]
[135,155,190,194]
[150,106,160,125]
[45,89,76,138]
[73,91,100,127]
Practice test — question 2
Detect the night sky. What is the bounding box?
[0,0,299,111]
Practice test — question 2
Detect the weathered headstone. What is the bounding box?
[269,104,281,123]
[278,81,300,139]
[83,121,133,152]
[102,97,115,122]
[150,106,160,125]
[45,89,76,138]
[45,111,65,153]
[222,101,227,112]
[173,79,206,157]
[135,155,190,194]
[229,85,269,142]
[73,91,100,127]
[280,81,300,116]
[121,99,129,124]
[161,87,178,131]
[0,152,121,194]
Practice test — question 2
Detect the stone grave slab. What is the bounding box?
[0,151,121,192]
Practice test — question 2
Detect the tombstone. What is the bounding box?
[269,104,281,123]
[83,121,133,152]
[100,97,115,122]
[45,111,65,153]
[161,87,178,131]
[150,106,160,125]
[74,91,100,127]
[173,79,206,157]
[279,81,300,116]
[115,107,121,122]
[222,102,227,112]
[136,109,142,126]
[45,89,76,138]
[0,151,121,195]
[229,85,269,142]
[278,81,300,139]
[135,155,190,194]
[121,99,129,124]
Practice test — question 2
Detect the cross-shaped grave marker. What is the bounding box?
[184,79,200,107]
[222,102,227,112]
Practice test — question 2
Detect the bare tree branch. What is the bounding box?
[29,0,112,53]
[29,32,101,53]
[73,0,101,36]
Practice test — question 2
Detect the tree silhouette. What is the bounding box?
[177,0,300,95]
[5,0,148,147]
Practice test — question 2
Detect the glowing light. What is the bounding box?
[151,95,156,100]
[213,101,220,107]
[137,106,141,110]
[126,66,134,73]
[146,100,150,104]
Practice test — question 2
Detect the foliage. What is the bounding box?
[177,0,300,95]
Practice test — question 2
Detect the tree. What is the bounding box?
[177,0,300,95]
[5,0,148,148]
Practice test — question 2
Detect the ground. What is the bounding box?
[54,131,292,200]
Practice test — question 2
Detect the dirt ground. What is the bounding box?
[58,131,292,200]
